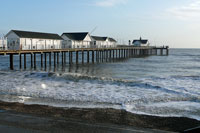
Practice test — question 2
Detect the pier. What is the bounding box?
[0,46,169,70]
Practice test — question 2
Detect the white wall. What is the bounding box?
[62,34,93,48]
[0,38,7,50]
[6,31,20,50]
[20,38,62,50]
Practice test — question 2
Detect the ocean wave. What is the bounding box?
[0,70,200,121]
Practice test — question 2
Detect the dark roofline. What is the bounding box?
[132,39,148,44]
[10,30,63,40]
[62,32,89,41]
[109,38,117,42]
[92,36,107,41]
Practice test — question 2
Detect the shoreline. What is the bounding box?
[0,101,199,132]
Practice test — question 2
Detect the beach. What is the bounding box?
[0,101,199,132]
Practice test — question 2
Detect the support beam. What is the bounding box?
[24,54,26,69]
[41,53,43,68]
[96,51,98,63]
[10,54,14,70]
[64,52,66,64]
[62,52,64,65]
[54,52,56,68]
[19,54,22,69]
[49,53,51,67]
[34,53,36,69]
[87,51,90,63]
[70,52,73,64]
[76,51,79,64]
[57,52,59,64]
[82,51,84,64]
[92,51,94,63]
[44,53,47,69]
[31,53,33,68]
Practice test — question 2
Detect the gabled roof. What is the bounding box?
[133,40,148,44]
[62,32,89,41]
[133,37,148,44]
[10,30,63,40]
[92,36,117,42]
[92,36,106,41]
[108,38,117,42]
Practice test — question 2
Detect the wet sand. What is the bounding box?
[0,101,199,132]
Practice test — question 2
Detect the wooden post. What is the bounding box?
[87,51,90,63]
[109,50,112,61]
[92,51,94,63]
[34,53,36,69]
[82,51,84,64]
[101,50,104,62]
[105,50,108,62]
[10,54,14,70]
[54,52,56,68]
[76,51,79,64]
[166,49,169,55]
[19,54,22,69]
[57,52,59,64]
[70,52,73,64]
[161,49,163,55]
[31,53,33,68]
[117,49,119,58]
[24,54,26,69]
[64,52,66,64]
[62,52,64,65]
[96,51,98,63]
[49,52,51,67]
[41,53,43,68]
[44,53,47,69]
[113,50,115,59]
[69,52,71,64]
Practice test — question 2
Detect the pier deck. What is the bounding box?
[0,46,169,70]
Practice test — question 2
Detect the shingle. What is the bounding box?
[92,36,106,41]
[133,40,148,44]
[12,30,63,40]
[108,38,117,42]
[62,32,88,41]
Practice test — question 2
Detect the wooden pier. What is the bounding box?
[0,46,169,70]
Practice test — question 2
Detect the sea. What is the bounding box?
[0,48,200,120]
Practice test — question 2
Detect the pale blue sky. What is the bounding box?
[0,0,200,48]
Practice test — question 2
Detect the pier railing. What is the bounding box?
[0,46,169,70]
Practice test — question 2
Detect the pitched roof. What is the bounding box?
[11,30,63,40]
[92,36,117,42]
[133,40,148,44]
[92,36,106,41]
[133,37,148,44]
[108,38,117,42]
[62,32,89,41]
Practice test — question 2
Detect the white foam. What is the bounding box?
[0,70,200,120]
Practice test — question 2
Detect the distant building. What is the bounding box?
[132,37,149,47]
[61,32,93,48]
[92,36,117,48]
[0,37,7,50]
[5,30,63,50]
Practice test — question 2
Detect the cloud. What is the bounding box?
[95,0,127,7]
[167,0,200,20]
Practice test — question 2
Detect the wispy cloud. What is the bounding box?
[167,0,200,20]
[95,0,127,7]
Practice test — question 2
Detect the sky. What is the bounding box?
[0,0,200,48]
